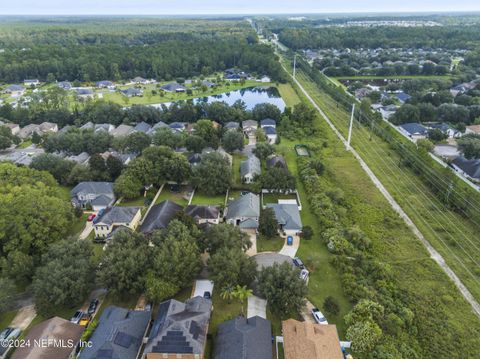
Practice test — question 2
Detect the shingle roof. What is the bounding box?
[6,84,25,92]
[266,203,302,231]
[144,297,212,356]
[161,83,186,92]
[121,88,142,96]
[226,193,260,220]
[140,200,183,234]
[282,320,343,359]
[111,124,135,137]
[80,306,151,359]
[452,157,480,179]
[240,155,261,177]
[266,155,287,169]
[399,123,428,136]
[225,122,240,130]
[71,181,114,198]
[11,317,84,359]
[96,206,141,226]
[185,205,220,220]
[264,126,277,135]
[260,118,276,127]
[214,316,272,359]
[242,120,258,129]
[134,121,152,133]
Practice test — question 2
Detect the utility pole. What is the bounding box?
[346,104,355,151]
[293,54,297,79]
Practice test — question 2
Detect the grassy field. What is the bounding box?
[277,83,301,108]
[154,185,191,206]
[333,75,454,80]
[296,68,480,304]
[0,311,17,331]
[257,235,285,252]
[232,153,246,186]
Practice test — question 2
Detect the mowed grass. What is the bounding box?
[257,235,285,253]
[154,186,191,206]
[191,191,226,206]
[0,311,17,330]
[232,153,246,186]
[277,83,301,108]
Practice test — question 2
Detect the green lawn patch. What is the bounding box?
[191,191,226,206]
[257,235,284,253]
[17,140,32,149]
[154,185,191,207]
[208,292,242,335]
[69,214,88,237]
[97,292,139,318]
[262,193,297,205]
[277,83,301,108]
[0,311,17,330]
[232,153,246,186]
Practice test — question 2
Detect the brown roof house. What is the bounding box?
[281,319,343,359]
[11,317,84,359]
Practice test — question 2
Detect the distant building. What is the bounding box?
[452,157,480,181]
[160,82,187,93]
[132,76,154,84]
[23,79,40,87]
[260,118,276,129]
[57,81,72,90]
[122,88,143,97]
[240,155,261,183]
[224,122,240,131]
[96,80,116,89]
[465,125,480,135]
[396,91,411,103]
[264,126,277,144]
[242,120,258,136]
[143,296,212,359]
[111,124,135,138]
[134,121,152,133]
[398,123,428,141]
[3,84,25,97]
[1,122,20,135]
[75,88,96,99]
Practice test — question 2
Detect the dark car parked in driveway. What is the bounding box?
[88,299,99,315]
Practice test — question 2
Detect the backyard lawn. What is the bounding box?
[232,153,246,186]
[154,185,191,206]
[208,292,242,335]
[262,193,298,205]
[190,191,226,206]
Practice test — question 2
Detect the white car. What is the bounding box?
[300,269,309,282]
[311,308,328,325]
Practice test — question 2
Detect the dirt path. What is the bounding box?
[9,305,36,331]
[286,63,480,319]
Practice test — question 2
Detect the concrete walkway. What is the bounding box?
[247,295,267,319]
[79,221,93,240]
[278,235,300,258]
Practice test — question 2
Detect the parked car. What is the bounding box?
[0,327,21,341]
[79,313,91,327]
[300,269,309,281]
[87,299,99,315]
[87,214,96,222]
[70,311,84,324]
[203,291,211,299]
[93,209,105,224]
[311,308,328,325]
[292,257,305,269]
[287,236,293,245]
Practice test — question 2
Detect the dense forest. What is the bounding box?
[0,18,286,82]
[278,25,480,50]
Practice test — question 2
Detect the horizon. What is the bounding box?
[2,0,480,16]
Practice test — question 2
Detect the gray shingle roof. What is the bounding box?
[161,83,186,92]
[80,306,151,359]
[111,124,135,137]
[144,297,212,356]
[140,200,183,234]
[121,88,142,97]
[399,123,428,136]
[96,206,141,226]
[226,193,260,220]
[264,126,277,135]
[185,205,220,220]
[242,120,258,129]
[266,155,287,169]
[452,157,480,179]
[260,118,276,127]
[70,182,115,206]
[224,122,240,130]
[266,203,302,231]
[134,121,152,133]
[240,155,261,178]
[214,316,272,359]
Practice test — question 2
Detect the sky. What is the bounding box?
[1,0,480,15]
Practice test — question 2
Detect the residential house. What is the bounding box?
[66,152,90,165]
[100,150,137,165]
[96,80,116,89]
[80,121,95,131]
[202,147,232,166]
[242,120,258,136]
[224,68,248,80]
[202,80,216,88]
[266,155,287,170]
[79,306,151,359]
[57,81,72,90]
[169,122,187,132]
[59,125,73,134]
[111,124,135,138]
[23,79,40,87]
[396,91,411,103]
[264,126,277,144]
[70,181,115,211]
[185,205,221,225]
[38,121,58,134]
[224,122,240,131]
[160,82,187,93]
[354,88,371,99]
[214,316,272,359]
[17,124,40,139]
[1,122,20,135]
[11,317,84,359]
[143,296,212,359]
[465,125,480,135]
[147,121,169,136]
[266,203,302,235]
[134,121,152,134]
[398,123,428,141]
[94,206,142,238]
[240,155,261,183]
[122,88,143,97]
[260,118,276,129]
[139,200,183,235]
[452,157,480,181]
[428,123,461,138]
[95,123,116,133]
[281,319,343,359]
[75,88,96,99]
[450,81,477,97]
[258,75,271,83]
[132,77,152,84]
[225,192,260,229]
[3,84,25,97]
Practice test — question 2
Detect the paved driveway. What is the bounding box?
[79,221,93,240]
[278,235,300,258]
[10,305,36,330]
[192,280,214,298]
[247,295,267,319]
[301,300,316,324]
[243,229,257,256]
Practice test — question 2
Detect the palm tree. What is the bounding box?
[231,284,253,316]
[220,287,234,304]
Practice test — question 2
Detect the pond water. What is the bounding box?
[150,86,286,111]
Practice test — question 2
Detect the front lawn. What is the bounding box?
[256,235,285,253]
[190,191,226,206]
[0,311,17,330]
